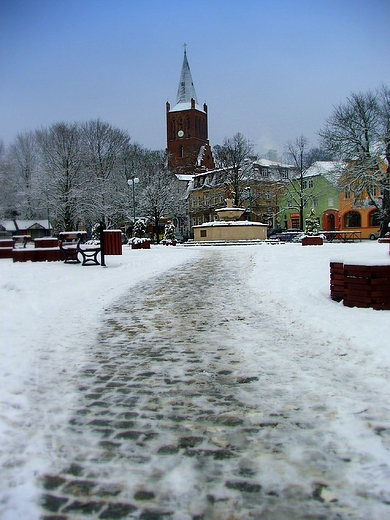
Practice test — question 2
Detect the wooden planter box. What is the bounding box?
[302,236,323,246]
[34,237,59,248]
[13,248,62,262]
[131,241,150,249]
[330,262,390,310]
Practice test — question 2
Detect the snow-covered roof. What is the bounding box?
[175,174,194,182]
[303,161,344,182]
[0,220,17,231]
[254,158,293,168]
[169,101,205,113]
[193,221,268,228]
[0,220,50,231]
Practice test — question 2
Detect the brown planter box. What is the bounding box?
[330,262,390,309]
[13,249,37,262]
[36,248,62,262]
[103,230,122,255]
[131,241,150,249]
[0,239,14,248]
[34,238,59,248]
[0,248,13,259]
[302,236,323,246]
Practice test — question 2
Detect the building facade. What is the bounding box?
[279,162,341,230]
[188,159,295,234]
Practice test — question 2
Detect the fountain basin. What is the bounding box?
[193,220,268,242]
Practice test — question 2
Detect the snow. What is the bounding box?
[1,241,390,518]
[169,101,204,113]
[193,220,267,227]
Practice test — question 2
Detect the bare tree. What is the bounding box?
[0,140,18,219]
[283,135,313,229]
[213,132,256,206]
[36,122,85,231]
[377,85,390,234]
[138,150,185,242]
[7,131,39,219]
[319,89,390,236]
[81,119,131,227]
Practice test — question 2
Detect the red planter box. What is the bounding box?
[302,236,323,246]
[330,262,390,309]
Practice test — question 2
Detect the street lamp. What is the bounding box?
[244,186,252,221]
[128,177,139,225]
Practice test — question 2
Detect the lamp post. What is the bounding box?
[244,186,252,221]
[128,177,139,226]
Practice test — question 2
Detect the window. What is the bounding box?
[308,180,313,188]
[344,188,351,199]
[261,168,269,177]
[328,197,334,207]
[344,211,361,228]
[302,180,307,189]
[197,216,202,225]
[180,146,184,158]
[265,191,271,201]
[200,230,207,237]
[281,169,288,179]
[312,197,318,208]
[291,218,300,228]
[369,210,380,227]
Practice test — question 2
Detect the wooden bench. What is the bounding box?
[59,232,86,264]
[77,241,101,266]
[13,235,31,248]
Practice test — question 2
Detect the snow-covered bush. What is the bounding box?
[163,222,176,243]
[91,222,101,240]
[305,209,320,236]
[133,219,146,238]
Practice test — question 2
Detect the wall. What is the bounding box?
[193,222,267,242]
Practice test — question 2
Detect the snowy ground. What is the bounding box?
[0,241,390,519]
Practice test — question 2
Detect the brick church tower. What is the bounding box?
[166,46,214,174]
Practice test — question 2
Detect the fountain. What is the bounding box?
[193,185,268,243]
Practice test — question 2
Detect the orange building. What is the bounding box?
[337,186,382,240]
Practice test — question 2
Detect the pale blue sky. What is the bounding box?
[1,0,389,155]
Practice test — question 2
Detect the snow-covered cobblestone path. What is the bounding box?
[38,248,390,519]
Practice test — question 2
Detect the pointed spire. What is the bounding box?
[176,44,198,105]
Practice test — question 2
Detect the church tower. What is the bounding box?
[166,45,214,173]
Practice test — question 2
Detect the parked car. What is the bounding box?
[369,230,380,240]
[174,232,186,243]
[272,229,304,242]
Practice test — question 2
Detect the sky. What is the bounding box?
[1,0,390,156]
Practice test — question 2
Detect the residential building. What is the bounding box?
[279,161,341,230]
[188,159,295,234]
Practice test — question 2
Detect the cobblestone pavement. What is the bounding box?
[38,249,389,519]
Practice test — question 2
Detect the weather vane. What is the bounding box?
[183,42,187,52]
